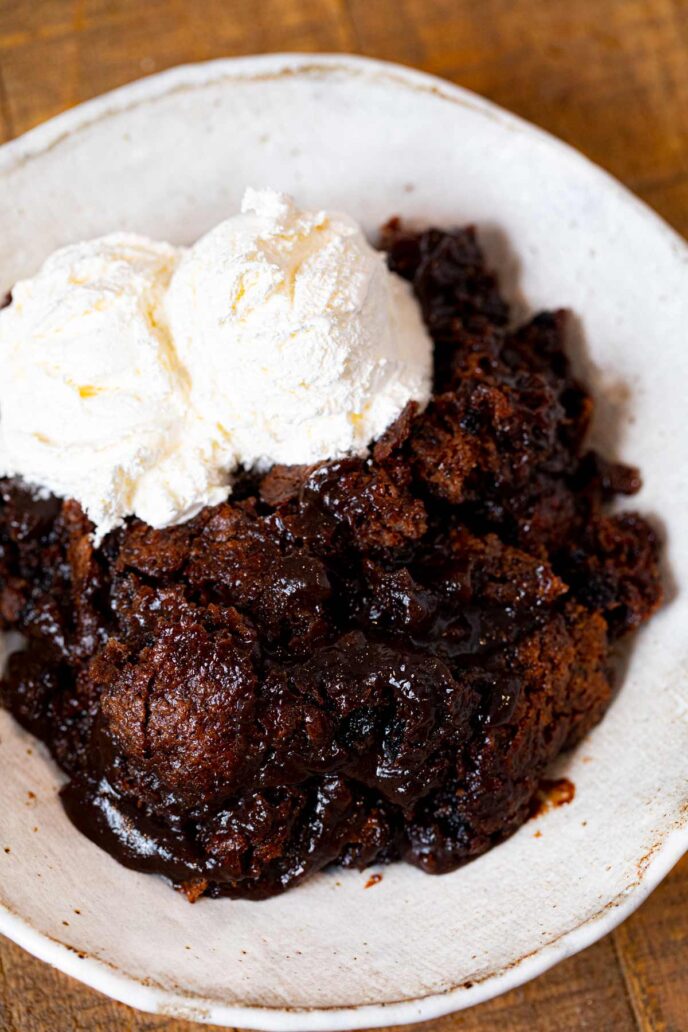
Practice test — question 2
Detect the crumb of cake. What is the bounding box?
[0,221,662,901]
[181,879,209,904]
[531,778,577,817]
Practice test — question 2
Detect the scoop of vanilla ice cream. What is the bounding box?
[0,234,228,541]
[165,188,432,468]
[0,191,433,539]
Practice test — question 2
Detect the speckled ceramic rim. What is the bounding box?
[0,53,686,1030]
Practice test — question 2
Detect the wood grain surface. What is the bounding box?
[0,2,686,1030]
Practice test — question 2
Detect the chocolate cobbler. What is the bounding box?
[0,221,662,901]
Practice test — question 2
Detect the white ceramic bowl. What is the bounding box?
[0,54,686,1030]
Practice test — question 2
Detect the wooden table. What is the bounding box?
[0,2,686,1030]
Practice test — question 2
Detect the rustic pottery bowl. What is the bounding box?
[0,54,686,1030]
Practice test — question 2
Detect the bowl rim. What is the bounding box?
[0,52,686,1030]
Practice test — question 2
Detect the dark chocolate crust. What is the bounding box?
[0,222,662,900]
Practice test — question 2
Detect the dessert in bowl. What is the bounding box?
[0,187,662,901]
[0,55,685,1029]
